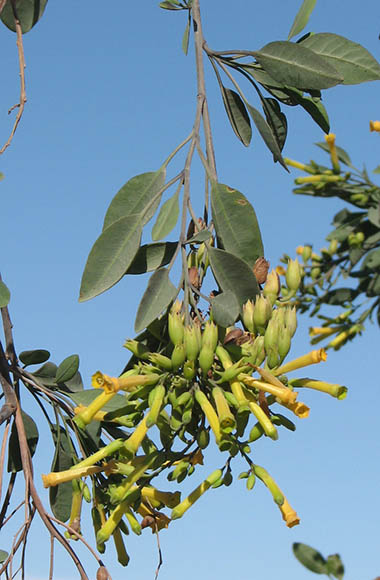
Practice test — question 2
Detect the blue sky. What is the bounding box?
[1,1,380,578]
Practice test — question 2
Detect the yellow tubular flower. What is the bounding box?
[248,400,278,440]
[112,527,130,567]
[74,390,116,428]
[290,378,347,400]
[171,469,222,520]
[92,371,160,394]
[325,133,340,172]
[141,487,181,508]
[279,498,300,528]
[240,375,297,405]
[309,326,340,337]
[281,400,310,418]
[42,464,104,488]
[370,120,380,132]
[123,416,149,457]
[273,349,326,376]
[295,175,343,184]
[194,389,221,443]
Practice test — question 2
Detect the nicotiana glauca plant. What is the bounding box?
[281,129,380,351]
[1,0,380,577]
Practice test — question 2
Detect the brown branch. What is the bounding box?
[14,401,90,579]
[0,419,11,500]
[0,0,27,154]
[0,0,7,15]
[48,515,113,579]
[0,506,35,577]
[0,472,17,527]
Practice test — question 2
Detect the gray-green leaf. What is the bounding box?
[152,189,180,241]
[8,411,39,473]
[103,169,166,230]
[79,215,142,301]
[220,86,252,146]
[287,0,317,41]
[0,280,10,308]
[208,247,260,312]
[286,88,330,133]
[49,425,74,521]
[246,103,287,169]
[326,554,345,580]
[301,33,380,84]
[253,41,343,90]
[182,12,191,55]
[262,98,288,151]
[292,543,327,574]
[211,291,240,327]
[19,349,50,366]
[55,355,80,384]
[211,182,264,268]
[1,0,48,33]
[135,268,177,333]
[126,242,178,274]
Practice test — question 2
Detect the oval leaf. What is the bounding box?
[152,189,180,241]
[0,280,10,308]
[8,411,39,473]
[211,291,240,327]
[0,550,8,564]
[246,103,287,169]
[324,288,357,305]
[135,268,177,333]
[49,425,74,521]
[79,215,142,302]
[32,362,58,387]
[220,86,252,146]
[103,169,166,230]
[301,33,380,85]
[285,88,330,133]
[19,349,50,366]
[55,354,80,384]
[211,182,264,267]
[326,554,345,580]
[126,242,178,274]
[253,41,343,90]
[208,247,260,311]
[288,0,317,40]
[1,0,48,33]
[293,543,327,574]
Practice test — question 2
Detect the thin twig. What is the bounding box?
[153,521,163,580]
[49,535,54,580]
[0,0,27,154]
[0,420,11,498]
[0,472,17,527]
[48,515,112,579]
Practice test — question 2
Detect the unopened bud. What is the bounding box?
[253,295,272,333]
[242,301,255,333]
[285,259,301,292]
[277,326,291,363]
[263,270,281,305]
[301,245,312,262]
[168,301,184,346]
[284,306,297,337]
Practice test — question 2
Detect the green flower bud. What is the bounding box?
[168,300,184,346]
[242,300,255,333]
[123,339,150,360]
[263,270,281,306]
[301,245,312,262]
[310,266,321,280]
[171,343,186,370]
[328,239,338,254]
[148,353,172,371]
[284,306,297,337]
[285,259,302,292]
[253,295,272,333]
[264,318,280,354]
[184,324,201,362]
[183,359,196,380]
[277,326,291,364]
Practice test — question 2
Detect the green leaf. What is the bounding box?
[208,247,260,312]
[220,86,252,146]
[326,554,345,580]
[301,33,380,84]
[246,104,287,169]
[0,550,8,564]
[262,98,288,150]
[8,411,39,473]
[186,230,212,244]
[79,215,142,301]
[55,354,80,384]
[1,0,48,33]
[49,425,74,522]
[211,291,240,327]
[324,288,357,305]
[152,190,180,241]
[253,41,343,90]
[32,362,58,386]
[211,182,264,268]
[0,280,10,307]
[362,248,380,270]
[61,371,84,393]
[135,268,177,333]
[159,0,183,9]
[0,172,4,181]
[182,11,191,55]
[286,88,330,133]
[373,164,380,174]
[103,169,166,230]
[19,349,50,366]
[292,543,328,574]
[368,204,380,228]
[288,0,317,40]
[126,242,178,274]
[315,141,352,166]
[367,273,380,297]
